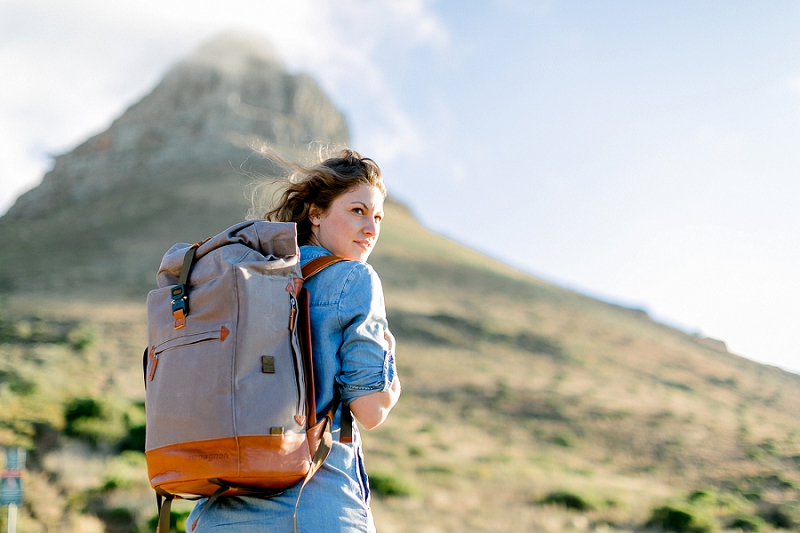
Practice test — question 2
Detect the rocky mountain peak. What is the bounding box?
[5,31,349,220]
[179,29,283,78]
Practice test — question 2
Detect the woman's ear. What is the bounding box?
[309,204,322,227]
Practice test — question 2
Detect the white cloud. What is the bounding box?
[0,0,448,214]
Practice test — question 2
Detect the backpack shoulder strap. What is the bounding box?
[299,254,354,444]
[302,255,345,279]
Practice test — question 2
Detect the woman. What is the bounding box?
[187,149,401,532]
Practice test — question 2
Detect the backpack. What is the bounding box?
[143,220,346,533]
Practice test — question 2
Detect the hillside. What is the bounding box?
[1,32,799,533]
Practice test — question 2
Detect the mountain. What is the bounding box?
[0,30,347,294]
[1,32,799,533]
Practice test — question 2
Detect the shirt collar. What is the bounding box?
[300,245,332,262]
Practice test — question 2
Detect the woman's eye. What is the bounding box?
[374,216,382,223]
[353,208,364,215]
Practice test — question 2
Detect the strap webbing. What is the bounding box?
[301,255,345,279]
[178,243,201,286]
[156,493,174,533]
[340,405,353,444]
[293,414,334,533]
[189,484,228,532]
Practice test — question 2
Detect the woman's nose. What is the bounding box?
[363,218,377,236]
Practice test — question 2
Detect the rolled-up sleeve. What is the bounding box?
[335,264,396,403]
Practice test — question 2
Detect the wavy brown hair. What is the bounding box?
[254,149,386,245]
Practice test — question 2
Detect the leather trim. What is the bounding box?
[147,434,314,496]
[305,418,326,456]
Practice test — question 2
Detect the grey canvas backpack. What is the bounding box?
[144,220,344,532]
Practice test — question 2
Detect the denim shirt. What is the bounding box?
[300,245,396,423]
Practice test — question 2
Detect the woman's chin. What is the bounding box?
[345,245,373,262]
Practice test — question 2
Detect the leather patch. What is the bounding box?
[219,326,230,342]
[261,356,275,374]
[286,278,304,296]
[294,415,306,427]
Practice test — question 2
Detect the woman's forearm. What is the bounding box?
[349,375,401,430]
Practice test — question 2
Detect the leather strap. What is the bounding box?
[298,253,347,426]
[298,287,316,428]
[301,255,345,279]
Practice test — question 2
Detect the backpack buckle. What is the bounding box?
[171,284,189,329]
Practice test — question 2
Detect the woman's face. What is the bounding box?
[310,183,385,262]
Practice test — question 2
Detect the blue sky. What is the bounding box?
[1,1,798,372]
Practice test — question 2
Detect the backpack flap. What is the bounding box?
[156,220,300,288]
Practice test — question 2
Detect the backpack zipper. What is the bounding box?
[148,327,229,381]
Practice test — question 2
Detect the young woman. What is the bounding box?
[187,149,400,532]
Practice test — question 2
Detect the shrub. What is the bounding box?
[118,425,145,452]
[65,398,103,425]
[63,397,126,447]
[646,505,711,533]
[540,490,594,511]
[67,328,94,351]
[687,490,714,505]
[99,507,138,533]
[407,445,424,457]
[0,369,36,396]
[64,397,104,444]
[119,402,146,452]
[757,504,797,529]
[728,515,764,532]
[369,472,414,497]
[552,433,572,447]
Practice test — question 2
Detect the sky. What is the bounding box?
[1,1,798,373]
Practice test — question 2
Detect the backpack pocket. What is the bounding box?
[148,326,230,381]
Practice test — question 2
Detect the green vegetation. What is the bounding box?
[728,514,765,532]
[368,472,415,497]
[540,490,594,511]
[646,505,712,533]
